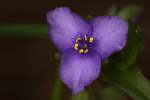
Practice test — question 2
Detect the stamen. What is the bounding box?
[84,49,88,53]
[74,43,78,50]
[76,37,81,43]
[79,49,84,53]
[74,35,94,54]
[84,35,87,41]
[89,37,94,43]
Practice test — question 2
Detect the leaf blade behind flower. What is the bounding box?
[118,5,142,20]
[0,24,48,38]
[104,21,141,71]
[102,67,150,100]
[70,91,91,100]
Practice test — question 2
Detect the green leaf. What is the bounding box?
[102,67,150,100]
[70,91,91,100]
[86,14,92,20]
[104,21,141,71]
[107,5,118,16]
[101,86,128,100]
[0,24,47,38]
[118,5,142,20]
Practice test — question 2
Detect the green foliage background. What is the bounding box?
[0,5,149,100]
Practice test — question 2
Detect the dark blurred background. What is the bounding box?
[0,0,150,100]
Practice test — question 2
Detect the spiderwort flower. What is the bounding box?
[47,7,128,94]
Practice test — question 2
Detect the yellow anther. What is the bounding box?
[89,37,94,43]
[79,49,84,53]
[76,37,81,43]
[84,35,87,41]
[84,49,88,53]
[74,43,78,50]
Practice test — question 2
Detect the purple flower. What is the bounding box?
[47,7,128,94]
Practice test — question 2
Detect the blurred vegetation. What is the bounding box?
[0,4,149,100]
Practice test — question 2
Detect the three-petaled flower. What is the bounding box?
[47,7,128,94]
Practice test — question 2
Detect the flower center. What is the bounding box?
[74,35,94,54]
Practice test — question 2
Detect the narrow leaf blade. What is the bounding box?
[0,24,48,38]
[103,67,150,100]
[118,5,142,20]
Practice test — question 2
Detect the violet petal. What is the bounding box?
[47,7,91,52]
[90,16,128,60]
[59,51,101,94]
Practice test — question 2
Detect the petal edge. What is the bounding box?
[90,16,128,60]
[59,51,101,94]
[47,7,92,52]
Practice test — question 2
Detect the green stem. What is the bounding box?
[0,24,48,37]
[51,75,63,100]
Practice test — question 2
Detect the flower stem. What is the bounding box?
[0,24,48,38]
[51,75,62,100]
